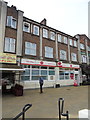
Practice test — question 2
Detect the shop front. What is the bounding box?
[57,62,80,86]
[20,58,80,89]
[0,53,25,91]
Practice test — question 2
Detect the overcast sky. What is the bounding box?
[5,0,89,36]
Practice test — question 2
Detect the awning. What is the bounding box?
[0,64,25,71]
[0,68,25,71]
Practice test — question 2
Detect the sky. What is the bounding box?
[5,0,89,37]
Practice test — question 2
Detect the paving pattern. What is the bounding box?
[2,86,88,119]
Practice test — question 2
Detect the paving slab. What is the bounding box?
[2,86,88,119]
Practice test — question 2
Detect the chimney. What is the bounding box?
[11,5,17,10]
[40,18,47,25]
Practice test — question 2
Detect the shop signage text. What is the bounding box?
[21,59,56,67]
[0,53,16,64]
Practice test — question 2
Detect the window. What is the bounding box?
[88,46,90,51]
[82,55,87,63]
[63,36,68,44]
[69,39,73,46]
[43,29,48,38]
[50,31,55,40]
[4,37,15,53]
[74,40,77,47]
[7,16,16,29]
[58,34,62,42]
[45,46,53,58]
[23,22,30,32]
[60,50,67,60]
[80,43,85,49]
[71,53,77,61]
[33,25,39,35]
[25,42,36,56]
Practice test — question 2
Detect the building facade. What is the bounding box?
[0,1,90,89]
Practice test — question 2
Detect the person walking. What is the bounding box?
[39,76,44,93]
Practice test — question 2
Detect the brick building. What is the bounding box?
[0,1,90,89]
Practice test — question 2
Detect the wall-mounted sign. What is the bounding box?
[21,58,56,67]
[0,53,16,64]
[57,62,80,69]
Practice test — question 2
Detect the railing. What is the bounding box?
[58,98,69,120]
[12,104,32,120]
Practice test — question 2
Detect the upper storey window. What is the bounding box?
[43,28,48,38]
[50,31,55,40]
[7,16,16,29]
[23,22,30,33]
[33,25,39,36]
[58,34,62,42]
[74,40,77,47]
[4,37,16,53]
[69,39,73,46]
[63,36,68,44]
[80,43,85,49]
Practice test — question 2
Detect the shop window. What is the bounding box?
[59,71,64,80]
[71,53,77,61]
[49,70,55,75]
[23,22,30,33]
[60,50,67,60]
[50,31,55,40]
[25,42,36,56]
[21,76,30,81]
[32,70,39,75]
[41,70,47,75]
[70,72,74,79]
[7,16,16,29]
[41,66,47,69]
[43,28,48,38]
[21,69,30,81]
[4,37,15,53]
[32,76,39,80]
[33,25,39,36]
[65,72,69,79]
[45,46,53,58]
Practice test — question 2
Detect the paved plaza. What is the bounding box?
[2,86,88,119]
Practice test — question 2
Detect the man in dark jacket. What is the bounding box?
[39,76,44,93]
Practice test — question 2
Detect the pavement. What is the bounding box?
[2,85,88,119]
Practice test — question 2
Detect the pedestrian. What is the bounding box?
[39,76,44,93]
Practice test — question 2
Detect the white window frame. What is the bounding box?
[88,46,90,51]
[43,28,48,38]
[58,34,62,42]
[82,55,87,63]
[23,22,30,33]
[7,16,16,29]
[69,39,73,46]
[50,31,55,40]
[63,36,68,44]
[33,25,39,36]
[60,50,67,60]
[71,53,77,61]
[45,46,53,58]
[4,37,15,53]
[80,43,85,49]
[25,42,36,56]
[74,40,77,47]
